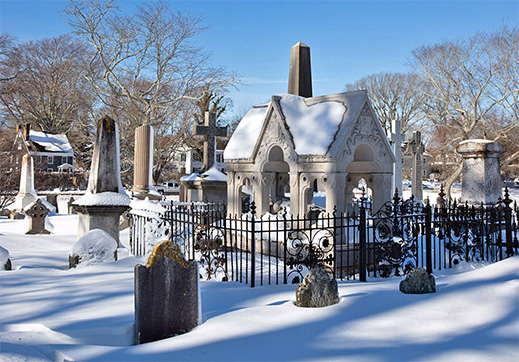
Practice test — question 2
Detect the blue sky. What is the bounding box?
[1,0,518,119]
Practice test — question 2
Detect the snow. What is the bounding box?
[196,166,228,182]
[0,245,8,267]
[1,214,518,362]
[29,130,73,153]
[180,173,200,181]
[70,229,118,267]
[458,139,494,145]
[74,191,130,207]
[224,104,269,160]
[224,91,369,160]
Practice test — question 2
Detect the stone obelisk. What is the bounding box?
[73,116,130,246]
[14,154,37,212]
[133,124,159,200]
[288,41,312,98]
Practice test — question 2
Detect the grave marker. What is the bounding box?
[25,198,51,235]
[410,131,424,200]
[192,112,227,173]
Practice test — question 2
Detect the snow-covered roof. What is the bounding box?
[29,130,73,153]
[224,91,368,160]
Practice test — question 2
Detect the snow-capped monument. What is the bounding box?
[73,116,130,246]
[224,42,394,216]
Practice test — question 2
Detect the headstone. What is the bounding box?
[14,154,37,212]
[73,116,130,246]
[456,140,505,205]
[132,124,160,200]
[24,198,51,235]
[69,229,118,268]
[390,119,404,196]
[409,131,425,200]
[399,267,436,294]
[67,197,76,214]
[135,240,200,344]
[192,112,227,173]
[288,41,312,98]
[0,245,12,270]
[295,267,339,308]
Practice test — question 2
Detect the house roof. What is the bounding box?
[28,130,73,154]
[224,91,368,160]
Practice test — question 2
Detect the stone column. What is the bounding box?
[390,119,404,196]
[456,140,505,205]
[133,124,158,200]
[14,154,37,212]
[410,131,424,200]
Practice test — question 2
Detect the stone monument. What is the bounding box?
[456,139,505,205]
[181,111,228,203]
[390,119,404,196]
[132,124,160,200]
[295,267,339,308]
[409,131,424,200]
[135,240,200,344]
[399,267,436,294]
[288,41,312,98]
[14,154,37,212]
[25,198,51,235]
[73,116,130,246]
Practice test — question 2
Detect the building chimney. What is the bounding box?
[23,124,30,141]
[288,41,312,98]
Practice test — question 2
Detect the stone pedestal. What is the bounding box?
[457,140,505,205]
[181,179,227,203]
[75,205,129,247]
[14,154,37,212]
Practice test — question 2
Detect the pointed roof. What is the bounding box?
[224,91,371,160]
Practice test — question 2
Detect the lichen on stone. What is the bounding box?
[145,240,189,268]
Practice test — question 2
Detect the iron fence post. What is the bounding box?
[359,203,367,282]
[503,188,514,258]
[250,201,256,288]
[425,201,433,274]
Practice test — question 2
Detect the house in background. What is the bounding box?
[170,146,226,175]
[11,124,75,173]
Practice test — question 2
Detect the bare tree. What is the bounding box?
[65,0,237,183]
[409,27,519,198]
[0,34,97,135]
[345,72,426,134]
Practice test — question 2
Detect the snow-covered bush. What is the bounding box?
[69,229,117,268]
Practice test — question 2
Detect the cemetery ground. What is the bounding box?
[0,187,518,362]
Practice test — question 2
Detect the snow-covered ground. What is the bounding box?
[1,214,518,362]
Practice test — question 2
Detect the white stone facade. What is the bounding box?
[224,91,394,216]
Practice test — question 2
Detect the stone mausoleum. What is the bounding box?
[224,90,394,216]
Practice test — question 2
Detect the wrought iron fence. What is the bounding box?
[129,189,519,287]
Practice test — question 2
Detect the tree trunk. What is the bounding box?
[444,164,463,201]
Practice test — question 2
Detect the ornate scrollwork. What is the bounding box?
[193,224,228,281]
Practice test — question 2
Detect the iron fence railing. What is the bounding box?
[129,188,518,287]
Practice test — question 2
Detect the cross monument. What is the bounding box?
[390,119,404,196]
[192,111,227,173]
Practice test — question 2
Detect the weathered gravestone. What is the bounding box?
[25,198,51,235]
[296,267,339,308]
[399,267,436,294]
[134,240,200,344]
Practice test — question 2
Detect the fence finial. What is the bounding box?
[250,200,256,216]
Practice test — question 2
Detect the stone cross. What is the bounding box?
[390,119,404,196]
[288,41,312,98]
[192,111,227,173]
[25,198,51,235]
[409,131,425,200]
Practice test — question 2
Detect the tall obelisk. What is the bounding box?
[288,42,312,98]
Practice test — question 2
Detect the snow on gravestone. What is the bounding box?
[69,229,118,268]
[0,245,12,270]
[134,240,200,344]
